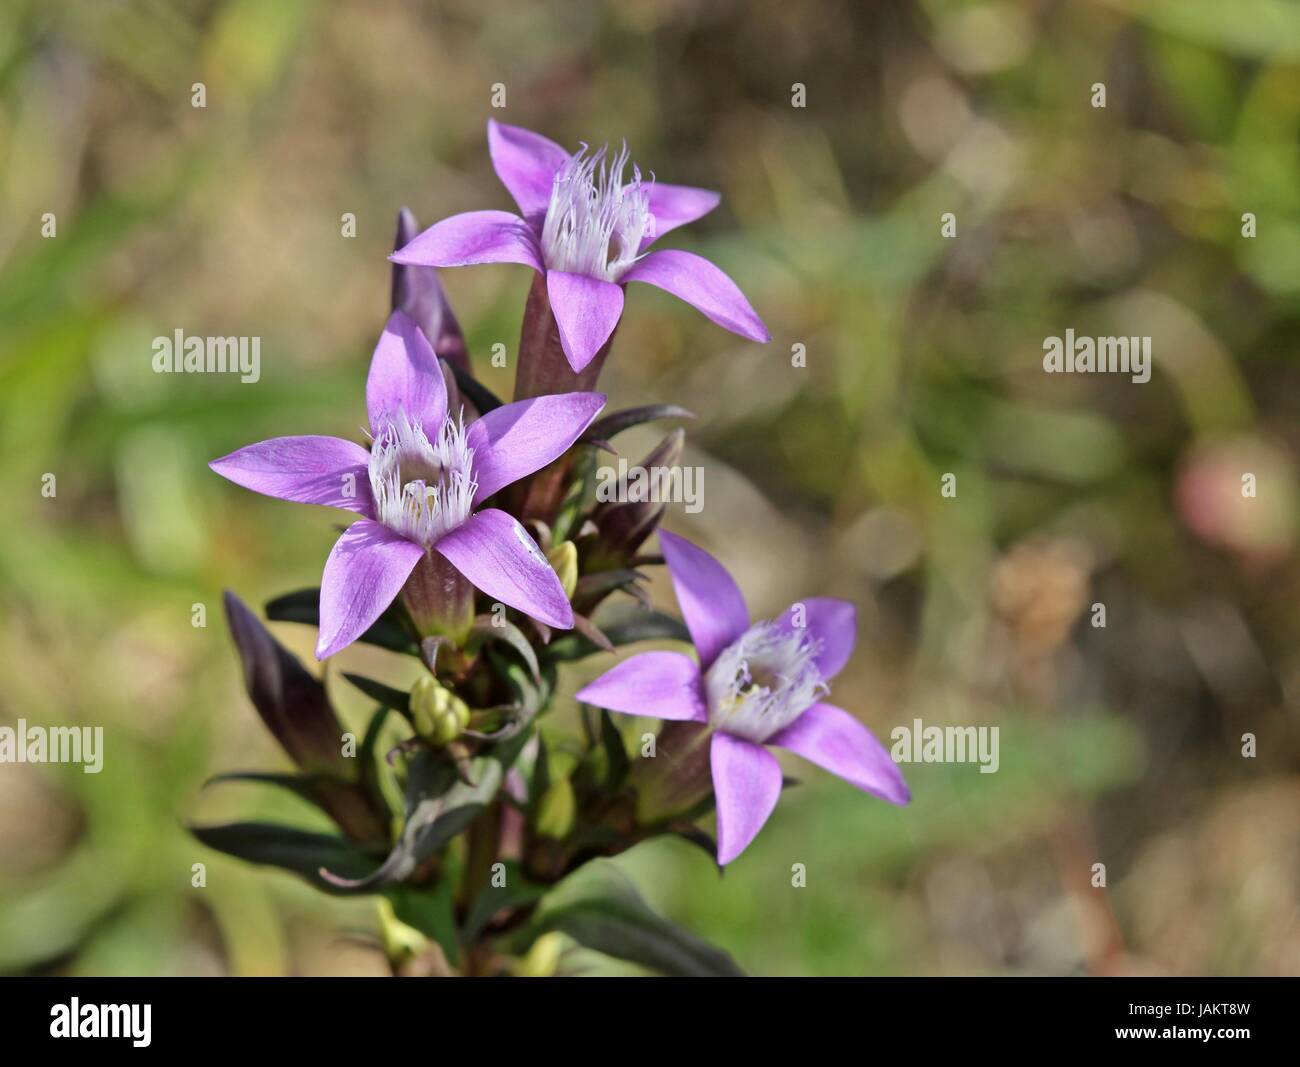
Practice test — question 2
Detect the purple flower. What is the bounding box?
[576,530,909,864]
[210,311,605,659]
[390,120,770,374]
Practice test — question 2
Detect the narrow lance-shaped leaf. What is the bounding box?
[579,404,693,445]
[544,601,691,663]
[524,860,745,976]
[319,746,510,893]
[264,587,417,654]
[190,822,381,896]
[467,615,541,684]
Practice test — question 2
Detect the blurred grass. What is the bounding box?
[1,0,1298,975]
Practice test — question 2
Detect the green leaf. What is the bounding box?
[599,710,629,789]
[203,770,328,806]
[543,603,690,662]
[527,861,744,976]
[384,881,460,964]
[319,750,503,892]
[468,616,541,684]
[461,861,545,943]
[189,822,380,895]
[580,404,693,444]
[480,649,554,740]
[265,588,416,654]
[344,674,412,718]
[358,704,398,815]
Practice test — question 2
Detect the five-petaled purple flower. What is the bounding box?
[390,120,771,374]
[576,530,909,864]
[210,311,605,659]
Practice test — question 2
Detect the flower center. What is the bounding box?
[539,142,652,281]
[703,620,827,743]
[368,408,476,548]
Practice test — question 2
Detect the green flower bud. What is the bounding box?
[376,897,426,963]
[409,675,470,746]
[546,540,579,600]
[534,777,576,840]
[513,931,564,977]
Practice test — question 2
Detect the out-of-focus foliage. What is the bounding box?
[0,0,1297,975]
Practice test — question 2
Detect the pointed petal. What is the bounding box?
[775,597,857,680]
[366,310,448,436]
[391,210,543,272]
[711,733,782,865]
[770,702,910,805]
[210,436,373,515]
[657,530,748,668]
[467,391,606,503]
[575,652,707,721]
[643,182,721,248]
[487,118,569,220]
[621,249,769,343]
[547,270,624,373]
[434,508,573,629]
[316,520,425,659]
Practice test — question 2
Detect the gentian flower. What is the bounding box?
[576,530,909,864]
[210,311,605,659]
[390,120,770,374]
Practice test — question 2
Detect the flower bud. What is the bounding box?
[409,675,470,746]
[223,592,350,776]
[513,932,564,977]
[546,540,579,599]
[533,777,576,840]
[586,429,684,568]
[392,208,469,371]
[629,721,714,825]
[376,897,426,963]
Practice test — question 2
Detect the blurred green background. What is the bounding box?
[2,0,1299,976]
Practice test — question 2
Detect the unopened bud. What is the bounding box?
[534,777,576,839]
[409,675,470,746]
[513,931,564,977]
[376,897,426,962]
[588,429,685,564]
[546,540,579,599]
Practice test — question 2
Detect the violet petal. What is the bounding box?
[366,309,448,436]
[575,651,707,722]
[546,270,625,373]
[391,210,543,272]
[769,702,910,805]
[487,118,569,222]
[710,732,782,865]
[210,436,374,516]
[433,508,574,629]
[775,597,857,680]
[316,520,425,660]
[621,248,769,342]
[467,390,606,504]
[643,182,721,250]
[657,530,749,669]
